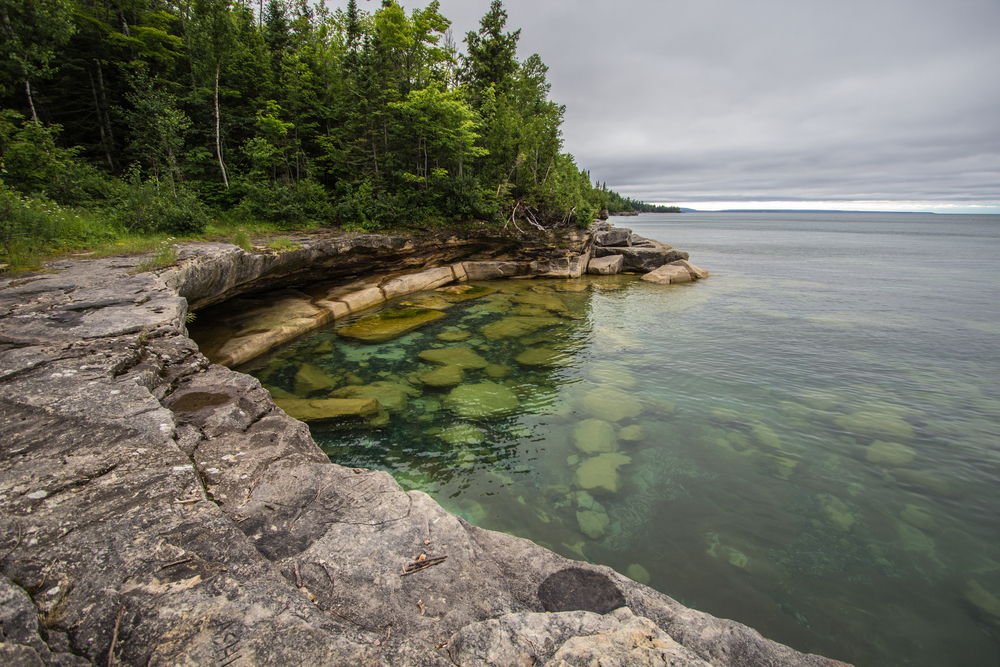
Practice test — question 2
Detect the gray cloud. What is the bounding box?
[333,0,1000,210]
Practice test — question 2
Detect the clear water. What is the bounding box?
[228,213,1000,667]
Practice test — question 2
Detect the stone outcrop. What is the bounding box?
[0,239,845,667]
[587,254,624,275]
[589,221,690,273]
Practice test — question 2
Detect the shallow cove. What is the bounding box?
[191,212,1000,667]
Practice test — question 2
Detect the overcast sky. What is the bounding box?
[334,0,1000,212]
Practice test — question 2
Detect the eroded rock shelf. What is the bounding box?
[0,227,846,667]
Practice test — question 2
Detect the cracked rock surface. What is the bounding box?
[1,248,850,666]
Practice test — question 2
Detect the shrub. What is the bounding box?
[233,178,332,229]
[114,168,208,235]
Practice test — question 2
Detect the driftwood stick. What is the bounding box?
[160,557,192,570]
[108,604,125,667]
[293,561,303,588]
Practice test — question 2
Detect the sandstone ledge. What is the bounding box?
[0,245,845,666]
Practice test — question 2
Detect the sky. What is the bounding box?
[332,0,1000,213]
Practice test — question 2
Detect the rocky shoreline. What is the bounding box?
[0,225,849,667]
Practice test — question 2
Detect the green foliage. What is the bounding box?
[0,0,644,248]
[233,178,331,229]
[231,228,253,251]
[135,241,178,271]
[115,166,209,235]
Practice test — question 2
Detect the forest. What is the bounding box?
[0,0,659,269]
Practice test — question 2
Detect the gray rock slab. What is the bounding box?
[587,254,624,275]
[593,245,690,272]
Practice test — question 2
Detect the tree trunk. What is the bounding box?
[94,62,119,171]
[88,68,115,171]
[25,80,38,125]
[214,61,229,188]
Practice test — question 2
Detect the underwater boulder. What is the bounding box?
[866,440,916,466]
[293,363,339,396]
[577,509,611,539]
[480,315,563,342]
[418,347,489,369]
[573,452,632,494]
[418,364,465,388]
[332,384,408,413]
[273,397,378,422]
[573,419,619,454]
[444,381,520,419]
[580,386,642,422]
[515,348,570,368]
[336,308,447,344]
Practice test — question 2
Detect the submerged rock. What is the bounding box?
[337,307,446,343]
[577,509,611,539]
[865,440,916,466]
[418,364,465,388]
[964,580,1000,628]
[418,346,489,369]
[274,396,378,421]
[900,504,938,532]
[574,419,619,454]
[331,384,409,413]
[515,347,570,367]
[835,410,915,441]
[436,424,486,446]
[818,494,856,533]
[511,292,568,312]
[626,564,651,585]
[481,315,563,341]
[618,424,647,441]
[436,284,498,300]
[581,386,643,422]
[444,381,520,419]
[293,362,339,396]
[437,329,472,341]
[588,361,637,388]
[574,452,632,494]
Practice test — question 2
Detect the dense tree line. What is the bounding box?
[603,186,680,214]
[1,0,627,247]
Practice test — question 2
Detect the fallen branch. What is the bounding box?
[401,555,448,577]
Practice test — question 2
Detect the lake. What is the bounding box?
[227,212,1000,667]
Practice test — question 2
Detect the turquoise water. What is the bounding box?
[230,213,1000,667]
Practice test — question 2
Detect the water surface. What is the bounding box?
[225,213,1000,667]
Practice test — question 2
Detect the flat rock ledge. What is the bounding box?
[0,248,846,667]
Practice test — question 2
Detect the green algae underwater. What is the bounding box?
[196,212,1000,667]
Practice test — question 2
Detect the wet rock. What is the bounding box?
[964,580,1000,628]
[330,384,408,412]
[619,424,647,441]
[577,509,611,539]
[574,452,632,494]
[900,504,938,532]
[514,347,569,367]
[379,267,455,299]
[642,263,693,285]
[418,364,465,388]
[480,315,562,341]
[418,346,489,369]
[670,259,711,279]
[462,261,530,280]
[273,397,378,421]
[484,363,511,379]
[437,329,471,341]
[511,292,567,312]
[436,424,486,446]
[594,245,689,273]
[626,564,651,585]
[818,494,856,532]
[293,362,339,396]
[835,410,914,441]
[581,386,643,422]
[573,418,619,454]
[865,440,915,466]
[436,284,499,301]
[336,307,446,343]
[444,381,520,419]
[589,361,637,387]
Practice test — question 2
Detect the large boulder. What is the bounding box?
[593,245,690,272]
[336,307,447,343]
[642,264,693,285]
[418,346,490,369]
[588,254,624,275]
[443,381,520,419]
[594,228,633,247]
